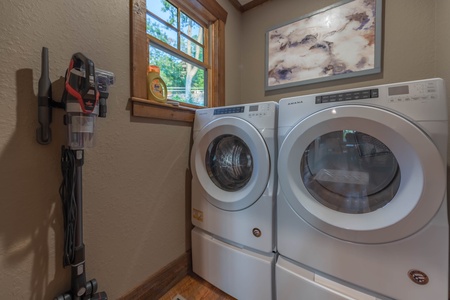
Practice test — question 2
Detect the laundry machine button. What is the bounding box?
[252,228,262,237]
[408,270,429,285]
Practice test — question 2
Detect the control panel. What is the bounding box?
[214,106,245,115]
[315,80,439,105]
[279,78,445,128]
[213,103,274,118]
[316,89,379,104]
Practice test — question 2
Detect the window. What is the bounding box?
[131,0,227,122]
[147,1,207,106]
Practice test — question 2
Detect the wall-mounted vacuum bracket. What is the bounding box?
[36,47,53,145]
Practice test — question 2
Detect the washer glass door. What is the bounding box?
[191,116,270,211]
[301,130,401,214]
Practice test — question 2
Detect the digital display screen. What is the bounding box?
[249,105,259,112]
[388,86,409,96]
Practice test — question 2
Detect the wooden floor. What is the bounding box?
[159,273,236,300]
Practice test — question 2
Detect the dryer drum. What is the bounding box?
[355,131,392,158]
[300,130,401,214]
[206,134,254,192]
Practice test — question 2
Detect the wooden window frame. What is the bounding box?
[130,0,227,123]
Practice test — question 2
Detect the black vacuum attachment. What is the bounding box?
[36,47,52,144]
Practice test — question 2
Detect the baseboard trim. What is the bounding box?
[118,251,192,300]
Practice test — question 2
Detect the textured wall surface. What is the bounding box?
[218,0,243,106]
[436,0,450,161]
[436,0,450,84]
[0,0,191,298]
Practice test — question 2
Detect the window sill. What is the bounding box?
[131,97,196,123]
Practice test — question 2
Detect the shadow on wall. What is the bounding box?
[0,69,70,299]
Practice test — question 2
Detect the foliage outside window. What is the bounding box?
[130,0,226,122]
[147,0,207,106]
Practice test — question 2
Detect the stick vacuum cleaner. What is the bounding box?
[37,47,114,300]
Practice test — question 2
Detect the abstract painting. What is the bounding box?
[265,0,382,90]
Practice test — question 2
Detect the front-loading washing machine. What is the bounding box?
[276,78,448,299]
[190,101,277,300]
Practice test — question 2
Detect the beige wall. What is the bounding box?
[436,0,450,81]
[217,0,243,106]
[0,0,191,298]
[1,0,449,299]
[436,0,450,146]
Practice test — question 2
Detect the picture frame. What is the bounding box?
[265,0,382,91]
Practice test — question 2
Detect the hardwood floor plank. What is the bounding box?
[159,273,236,300]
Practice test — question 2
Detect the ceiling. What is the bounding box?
[237,0,253,4]
[228,0,270,12]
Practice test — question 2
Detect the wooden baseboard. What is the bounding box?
[118,251,192,300]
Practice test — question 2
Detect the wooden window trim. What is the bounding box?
[130,0,227,123]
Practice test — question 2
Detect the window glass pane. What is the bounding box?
[150,45,206,106]
[206,135,253,191]
[180,12,204,44]
[187,66,206,106]
[147,0,178,27]
[146,15,178,48]
[300,130,401,214]
[181,35,204,62]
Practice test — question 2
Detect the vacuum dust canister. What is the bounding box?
[65,99,98,150]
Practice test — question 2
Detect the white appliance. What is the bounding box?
[276,78,448,300]
[190,102,278,300]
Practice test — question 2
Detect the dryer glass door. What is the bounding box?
[301,130,401,214]
[206,134,253,192]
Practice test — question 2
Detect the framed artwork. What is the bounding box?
[265,0,382,91]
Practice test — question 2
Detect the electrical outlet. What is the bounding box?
[172,294,186,300]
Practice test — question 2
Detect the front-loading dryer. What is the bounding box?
[190,101,277,300]
[276,78,448,299]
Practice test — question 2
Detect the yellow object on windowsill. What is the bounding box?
[147,65,167,103]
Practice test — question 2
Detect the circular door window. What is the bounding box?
[206,134,253,192]
[301,130,401,214]
[278,105,446,243]
[190,116,270,211]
